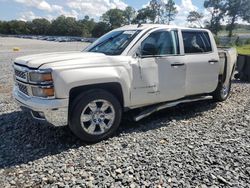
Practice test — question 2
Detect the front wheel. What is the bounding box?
[212,78,232,102]
[69,89,122,142]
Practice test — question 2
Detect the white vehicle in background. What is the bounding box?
[13,24,237,142]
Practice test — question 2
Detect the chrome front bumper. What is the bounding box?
[13,86,69,127]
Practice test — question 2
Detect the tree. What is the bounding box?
[0,21,10,34]
[92,22,111,37]
[134,0,178,24]
[50,15,82,36]
[8,20,30,34]
[101,9,125,29]
[133,7,155,24]
[204,0,225,35]
[187,11,204,27]
[162,0,178,24]
[30,18,50,35]
[123,6,136,25]
[225,0,250,37]
[149,0,162,23]
[78,16,96,37]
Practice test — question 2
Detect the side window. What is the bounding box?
[141,30,179,56]
[182,31,212,54]
[201,32,212,52]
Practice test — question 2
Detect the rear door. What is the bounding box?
[181,30,220,95]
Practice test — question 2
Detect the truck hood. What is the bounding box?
[14,51,110,68]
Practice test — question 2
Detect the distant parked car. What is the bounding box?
[40,36,49,40]
[81,38,97,43]
[47,37,56,41]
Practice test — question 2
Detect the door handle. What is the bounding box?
[208,59,219,64]
[171,63,185,67]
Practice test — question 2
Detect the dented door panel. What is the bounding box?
[130,57,161,106]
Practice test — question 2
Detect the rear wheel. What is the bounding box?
[69,89,122,142]
[212,78,231,102]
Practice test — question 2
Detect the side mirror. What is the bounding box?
[135,47,142,58]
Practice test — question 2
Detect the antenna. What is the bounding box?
[137,22,143,28]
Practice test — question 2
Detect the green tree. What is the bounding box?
[30,18,50,35]
[50,15,82,36]
[149,0,162,23]
[134,0,178,24]
[8,20,30,34]
[101,9,125,29]
[204,0,225,35]
[162,0,178,24]
[225,0,250,37]
[187,11,204,27]
[133,7,156,24]
[78,16,96,37]
[0,21,10,34]
[123,6,136,24]
[92,22,111,37]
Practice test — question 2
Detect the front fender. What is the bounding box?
[52,66,132,107]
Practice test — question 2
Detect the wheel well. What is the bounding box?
[69,82,124,110]
[232,64,236,76]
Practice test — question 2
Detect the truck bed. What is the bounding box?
[218,47,237,83]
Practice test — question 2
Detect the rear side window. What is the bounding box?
[182,31,212,54]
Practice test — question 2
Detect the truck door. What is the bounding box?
[131,29,186,106]
[181,30,220,95]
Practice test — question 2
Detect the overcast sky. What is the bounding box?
[0,0,207,26]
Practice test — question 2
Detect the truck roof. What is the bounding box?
[116,24,210,32]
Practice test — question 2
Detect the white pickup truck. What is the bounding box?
[13,24,237,142]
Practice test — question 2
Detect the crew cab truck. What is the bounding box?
[13,24,237,142]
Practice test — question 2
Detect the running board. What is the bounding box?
[134,96,213,122]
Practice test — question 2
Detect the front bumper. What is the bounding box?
[13,86,69,127]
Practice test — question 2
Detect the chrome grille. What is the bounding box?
[17,82,29,96]
[15,69,27,80]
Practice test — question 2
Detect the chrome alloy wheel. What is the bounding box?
[80,99,115,135]
[220,82,230,99]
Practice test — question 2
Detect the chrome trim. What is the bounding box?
[28,68,53,85]
[13,63,53,83]
[15,79,55,99]
[31,111,46,121]
[15,80,32,97]
[13,63,55,99]
[80,99,115,135]
[13,64,29,82]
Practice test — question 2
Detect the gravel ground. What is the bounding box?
[0,37,250,188]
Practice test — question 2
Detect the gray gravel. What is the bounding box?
[0,37,250,187]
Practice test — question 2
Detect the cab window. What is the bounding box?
[182,31,212,54]
[141,30,180,56]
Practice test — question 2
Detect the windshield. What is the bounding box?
[85,30,141,55]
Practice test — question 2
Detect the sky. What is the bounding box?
[0,0,207,26]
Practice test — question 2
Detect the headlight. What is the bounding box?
[29,70,53,83]
[31,87,55,98]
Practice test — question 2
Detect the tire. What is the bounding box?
[212,78,232,102]
[69,89,122,142]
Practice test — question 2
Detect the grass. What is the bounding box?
[236,45,250,55]
[218,29,250,36]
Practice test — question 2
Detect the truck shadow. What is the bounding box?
[232,79,250,84]
[120,100,217,134]
[0,100,217,169]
